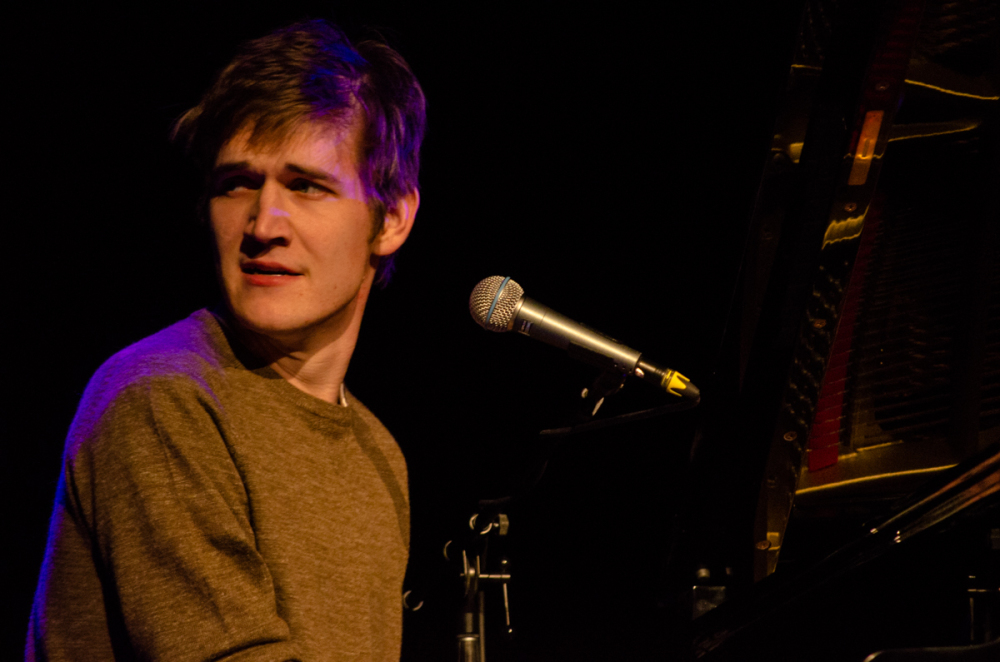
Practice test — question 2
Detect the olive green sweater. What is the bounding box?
[28,310,409,661]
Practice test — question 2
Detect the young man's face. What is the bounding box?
[209,118,389,344]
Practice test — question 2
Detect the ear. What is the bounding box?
[372,188,419,257]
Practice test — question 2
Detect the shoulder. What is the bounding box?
[94,309,229,389]
[67,311,234,454]
[60,312,250,528]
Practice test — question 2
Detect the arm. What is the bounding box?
[32,373,300,661]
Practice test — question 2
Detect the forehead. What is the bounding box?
[215,116,363,171]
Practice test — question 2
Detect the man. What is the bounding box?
[28,20,423,661]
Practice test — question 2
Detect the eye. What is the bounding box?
[289,179,332,197]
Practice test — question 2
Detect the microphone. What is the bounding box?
[469,276,699,401]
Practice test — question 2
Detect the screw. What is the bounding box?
[844,202,857,212]
[756,540,771,551]
[813,319,827,329]
[783,431,798,442]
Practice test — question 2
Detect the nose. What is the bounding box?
[246,181,291,247]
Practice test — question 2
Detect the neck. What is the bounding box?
[228,279,373,405]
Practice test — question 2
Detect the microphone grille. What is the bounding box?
[469,276,525,332]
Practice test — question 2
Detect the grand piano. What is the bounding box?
[683,0,998,658]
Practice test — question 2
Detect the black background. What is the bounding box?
[4,2,799,659]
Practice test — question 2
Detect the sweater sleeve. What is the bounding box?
[36,372,303,661]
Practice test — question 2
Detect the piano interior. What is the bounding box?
[688,0,998,658]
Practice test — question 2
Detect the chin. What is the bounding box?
[231,298,357,344]
[228,301,308,337]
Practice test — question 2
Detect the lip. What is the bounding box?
[240,260,302,287]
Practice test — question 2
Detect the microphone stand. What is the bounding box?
[448,512,513,662]
[448,369,633,662]
[449,369,700,661]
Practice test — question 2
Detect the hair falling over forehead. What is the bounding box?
[172,19,426,286]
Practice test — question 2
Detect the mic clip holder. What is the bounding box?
[577,369,629,422]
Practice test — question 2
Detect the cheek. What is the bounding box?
[306,205,376,261]
[209,206,241,256]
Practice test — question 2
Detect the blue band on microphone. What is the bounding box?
[486,276,511,325]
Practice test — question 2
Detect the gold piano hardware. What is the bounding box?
[796,465,956,496]
[848,110,884,186]
[903,79,999,101]
[888,119,981,143]
[822,210,867,249]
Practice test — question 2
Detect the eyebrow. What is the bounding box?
[211,161,253,177]
[211,161,342,186]
[286,163,341,186]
